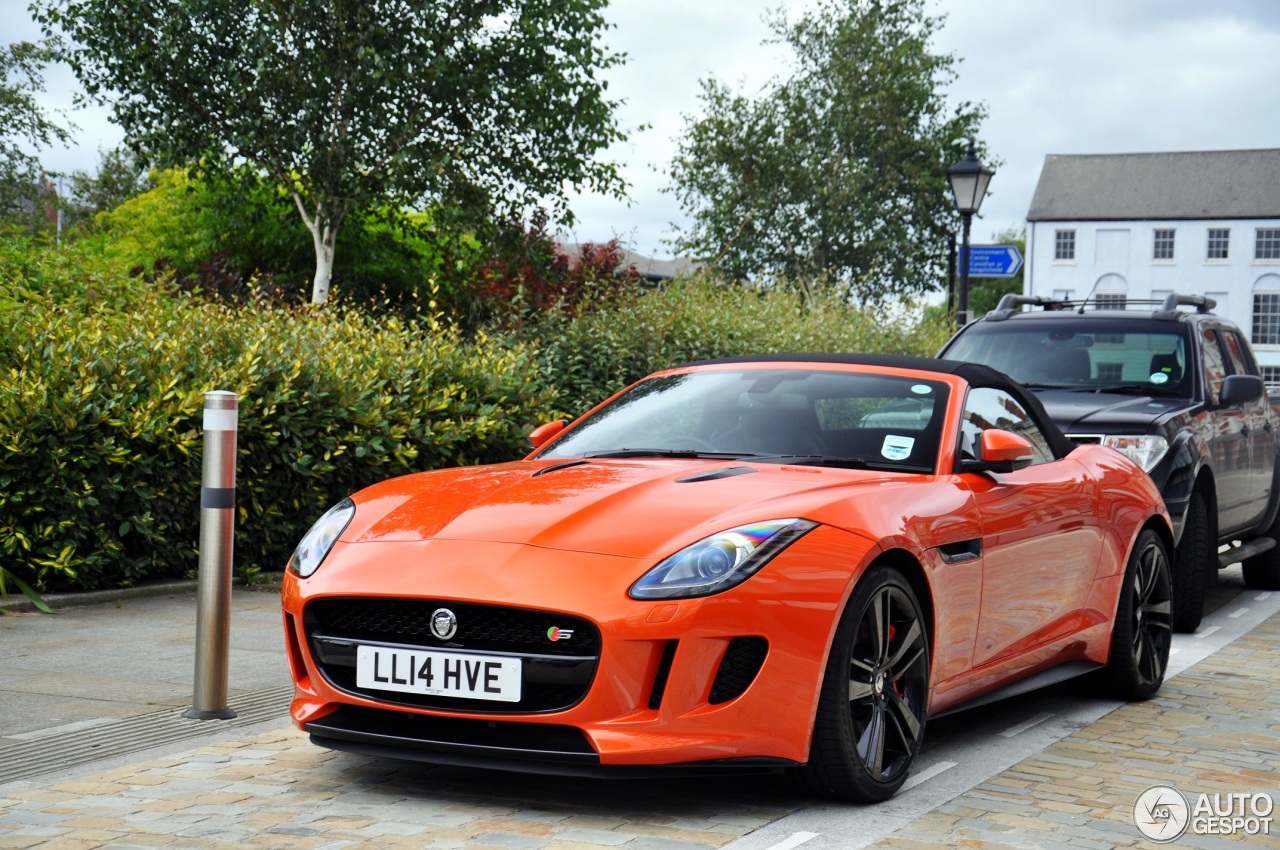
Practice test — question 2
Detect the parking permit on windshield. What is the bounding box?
[882,435,915,460]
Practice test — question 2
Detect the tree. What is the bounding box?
[67,145,155,220]
[36,0,629,303]
[667,0,987,302]
[0,39,71,219]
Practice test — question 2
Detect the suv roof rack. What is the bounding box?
[986,292,1217,321]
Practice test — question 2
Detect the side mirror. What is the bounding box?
[528,419,566,449]
[1219,374,1264,406]
[961,429,1035,474]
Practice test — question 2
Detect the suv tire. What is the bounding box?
[1242,489,1280,590]
[1171,490,1210,632]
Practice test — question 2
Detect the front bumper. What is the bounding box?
[282,527,873,769]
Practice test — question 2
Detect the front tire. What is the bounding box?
[1103,528,1173,701]
[795,565,929,802]
[1171,490,1210,633]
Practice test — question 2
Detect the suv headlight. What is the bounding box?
[288,498,355,578]
[629,519,818,600]
[1102,435,1169,472]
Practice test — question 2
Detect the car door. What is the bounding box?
[1220,328,1274,528]
[1201,326,1254,533]
[959,387,1106,667]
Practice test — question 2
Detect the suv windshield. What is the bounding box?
[538,368,950,472]
[943,321,1191,396]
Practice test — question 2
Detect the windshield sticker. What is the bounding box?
[1150,372,1169,384]
[882,435,915,461]
[911,384,932,395]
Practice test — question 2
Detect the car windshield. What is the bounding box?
[944,322,1191,396]
[538,368,950,473]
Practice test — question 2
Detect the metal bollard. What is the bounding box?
[183,391,239,720]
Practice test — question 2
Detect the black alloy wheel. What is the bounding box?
[1104,528,1173,700]
[797,565,929,802]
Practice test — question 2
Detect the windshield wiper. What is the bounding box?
[1067,384,1184,396]
[581,449,754,460]
[752,454,928,472]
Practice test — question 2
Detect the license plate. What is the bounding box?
[356,645,522,702]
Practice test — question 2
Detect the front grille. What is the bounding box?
[304,598,601,714]
[1067,433,1103,445]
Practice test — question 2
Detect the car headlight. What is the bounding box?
[1102,435,1169,472]
[629,518,818,600]
[288,498,355,578]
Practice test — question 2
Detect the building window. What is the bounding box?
[1263,367,1280,396]
[1097,363,1123,381]
[1054,229,1076,261]
[1094,293,1127,310]
[1153,228,1175,260]
[1253,292,1280,345]
[1257,229,1280,261]
[1207,228,1230,260]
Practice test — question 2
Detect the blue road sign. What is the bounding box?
[966,244,1023,278]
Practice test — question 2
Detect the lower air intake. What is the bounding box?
[708,637,768,705]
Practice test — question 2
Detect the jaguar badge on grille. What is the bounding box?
[430,608,458,640]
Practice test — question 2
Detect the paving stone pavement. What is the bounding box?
[879,609,1280,849]
[2,587,1277,848]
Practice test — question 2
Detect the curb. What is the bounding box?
[0,574,284,615]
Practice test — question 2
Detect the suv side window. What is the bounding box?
[1222,330,1259,376]
[1201,328,1230,405]
[960,387,1055,466]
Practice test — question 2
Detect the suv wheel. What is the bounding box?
[1242,492,1280,590]
[1171,490,1210,632]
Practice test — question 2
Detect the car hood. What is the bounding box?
[1034,389,1189,434]
[341,459,898,560]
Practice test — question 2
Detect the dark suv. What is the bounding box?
[940,293,1280,631]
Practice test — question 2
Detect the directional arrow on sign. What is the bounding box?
[966,245,1023,278]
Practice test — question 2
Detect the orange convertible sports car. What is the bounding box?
[282,354,1173,802]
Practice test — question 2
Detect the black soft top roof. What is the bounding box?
[679,352,1077,460]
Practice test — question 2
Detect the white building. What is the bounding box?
[1024,149,1280,380]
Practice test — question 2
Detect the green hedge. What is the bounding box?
[1,245,552,591]
[1,239,949,593]
[517,276,953,417]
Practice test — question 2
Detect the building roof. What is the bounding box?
[1027,149,1280,222]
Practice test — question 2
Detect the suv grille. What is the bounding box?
[304,598,601,713]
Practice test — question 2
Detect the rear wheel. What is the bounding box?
[1103,528,1173,701]
[1171,490,1210,632]
[795,565,929,802]
[1242,479,1280,589]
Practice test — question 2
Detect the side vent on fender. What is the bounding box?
[709,637,768,705]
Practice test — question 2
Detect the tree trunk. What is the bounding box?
[310,221,337,304]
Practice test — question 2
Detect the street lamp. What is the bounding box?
[947,141,994,327]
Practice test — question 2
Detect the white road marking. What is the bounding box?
[998,712,1054,738]
[1257,592,1273,601]
[900,760,957,791]
[763,832,820,850]
[1195,625,1221,638]
[1228,607,1249,618]
[1169,647,1183,656]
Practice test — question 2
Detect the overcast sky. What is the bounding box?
[8,0,1280,259]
